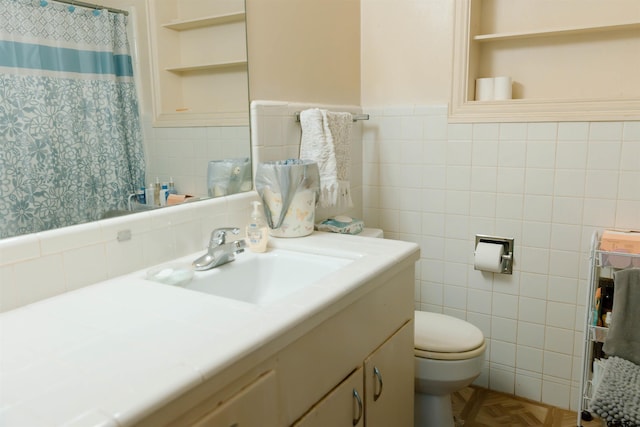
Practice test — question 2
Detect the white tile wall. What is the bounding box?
[141,114,251,198]
[0,192,258,313]
[362,104,640,410]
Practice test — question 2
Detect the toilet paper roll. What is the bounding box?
[493,76,512,100]
[475,77,494,101]
[474,242,504,273]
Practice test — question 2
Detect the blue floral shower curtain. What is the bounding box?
[0,0,146,238]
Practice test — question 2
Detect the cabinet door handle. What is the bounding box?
[373,366,383,401]
[352,388,363,426]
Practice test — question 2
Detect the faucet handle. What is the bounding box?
[210,227,240,246]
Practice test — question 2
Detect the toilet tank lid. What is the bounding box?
[358,228,383,238]
[414,311,485,353]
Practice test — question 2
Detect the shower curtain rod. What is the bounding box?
[51,0,129,16]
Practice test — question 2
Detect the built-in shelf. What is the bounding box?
[450,0,640,122]
[166,60,247,73]
[474,21,640,42]
[162,12,245,31]
[147,0,249,127]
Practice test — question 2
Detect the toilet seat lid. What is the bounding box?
[414,311,484,353]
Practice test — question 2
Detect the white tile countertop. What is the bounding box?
[0,232,419,426]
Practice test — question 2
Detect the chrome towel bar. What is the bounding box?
[294,112,369,122]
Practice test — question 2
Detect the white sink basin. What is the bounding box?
[151,248,355,306]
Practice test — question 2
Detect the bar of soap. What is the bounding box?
[146,263,194,286]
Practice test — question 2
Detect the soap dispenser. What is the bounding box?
[246,201,268,253]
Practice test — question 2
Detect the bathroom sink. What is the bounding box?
[169,248,354,306]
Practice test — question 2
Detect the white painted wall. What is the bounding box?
[361,0,454,105]
[246,0,361,106]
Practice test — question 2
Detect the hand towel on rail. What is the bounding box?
[603,268,640,365]
[299,108,353,209]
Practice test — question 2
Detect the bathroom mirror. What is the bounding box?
[0,0,251,239]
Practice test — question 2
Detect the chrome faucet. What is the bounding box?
[192,227,247,271]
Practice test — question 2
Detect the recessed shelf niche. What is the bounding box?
[450,0,640,122]
[147,0,249,127]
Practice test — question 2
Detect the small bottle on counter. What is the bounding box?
[153,177,161,206]
[246,201,268,253]
[159,183,168,206]
[168,177,177,195]
[145,182,155,206]
[137,186,146,204]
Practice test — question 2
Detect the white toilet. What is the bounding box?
[355,229,485,426]
[413,310,486,427]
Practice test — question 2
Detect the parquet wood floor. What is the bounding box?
[451,386,604,427]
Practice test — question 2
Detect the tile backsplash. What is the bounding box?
[0,193,257,313]
[361,104,639,410]
[0,112,255,313]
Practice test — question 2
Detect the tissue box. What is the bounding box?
[316,217,364,235]
[600,230,640,254]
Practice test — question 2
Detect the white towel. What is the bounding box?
[299,108,353,209]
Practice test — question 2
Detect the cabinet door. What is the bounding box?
[293,366,365,427]
[192,370,278,427]
[364,321,414,427]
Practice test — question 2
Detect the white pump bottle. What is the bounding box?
[246,201,268,253]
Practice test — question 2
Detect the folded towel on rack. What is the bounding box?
[590,356,640,426]
[299,108,353,209]
[603,268,640,365]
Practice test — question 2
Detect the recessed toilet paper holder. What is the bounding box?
[475,235,514,274]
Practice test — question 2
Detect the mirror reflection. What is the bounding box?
[0,0,251,239]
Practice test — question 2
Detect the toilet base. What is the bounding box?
[414,392,454,427]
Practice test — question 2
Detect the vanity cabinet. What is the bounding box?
[293,321,414,427]
[363,322,414,427]
[136,257,416,427]
[292,366,365,427]
[192,371,278,427]
[147,0,249,127]
[450,0,640,122]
